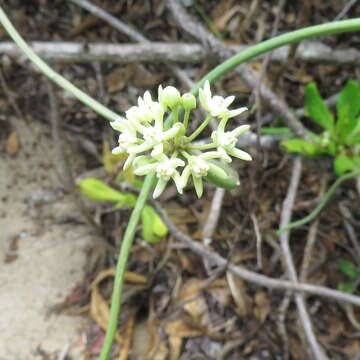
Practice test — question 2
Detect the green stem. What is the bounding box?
[190,19,360,96]
[99,172,155,360]
[186,115,213,142]
[0,6,122,123]
[183,109,191,131]
[187,143,217,150]
[277,169,360,235]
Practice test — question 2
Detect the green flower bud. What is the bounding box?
[158,85,181,109]
[181,93,196,110]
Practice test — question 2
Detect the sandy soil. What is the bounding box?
[0,119,95,359]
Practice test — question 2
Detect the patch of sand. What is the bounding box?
[0,120,95,359]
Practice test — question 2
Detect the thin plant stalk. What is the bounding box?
[1,7,360,359]
[99,172,155,359]
[277,168,360,234]
[0,7,122,123]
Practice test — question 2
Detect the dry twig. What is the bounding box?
[279,157,327,360]
[2,40,359,65]
[152,201,360,307]
[202,188,226,243]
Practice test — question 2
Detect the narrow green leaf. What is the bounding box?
[336,80,360,140]
[339,259,360,280]
[78,178,125,202]
[304,82,334,130]
[141,206,168,243]
[333,154,356,175]
[260,127,293,136]
[280,138,320,156]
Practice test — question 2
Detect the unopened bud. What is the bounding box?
[181,93,196,110]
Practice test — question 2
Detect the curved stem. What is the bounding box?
[277,169,360,235]
[99,172,155,360]
[190,19,360,95]
[186,115,212,142]
[0,7,122,123]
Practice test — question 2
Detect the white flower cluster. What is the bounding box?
[111,81,252,199]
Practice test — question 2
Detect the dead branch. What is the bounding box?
[1,40,359,66]
[279,157,327,360]
[152,201,360,307]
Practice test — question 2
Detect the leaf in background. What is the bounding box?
[304,82,334,131]
[102,140,126,173]
[78,178,126,202]
[280,138,320,156]
[260,127,293,136]
[336,80,360,140]
[337,282,357,294]
[345,130,360,146]
[339,259,360,280]
[333,154,356,175]
[141,206,168,243]
[114,193,137,208]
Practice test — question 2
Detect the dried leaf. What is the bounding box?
[4,235,19,263]
[179,279,208,323]
[6,131,20,155]
[226,272,248,317]
[132,64,165,88]
[253,291,270,323]
[106,65,135,93]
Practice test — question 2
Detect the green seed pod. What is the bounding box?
[181,93,196,110]
[205,159,240,189]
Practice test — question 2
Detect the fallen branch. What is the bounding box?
[152,202,360,307]
[1,40,359,65]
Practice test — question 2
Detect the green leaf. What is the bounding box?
[337,282,356,294]
[339,259,360,280]
[280,138,320,156]
[78,178,126,202]
[114,193,137,208]
[141,206,168,243]
[304,82,334,131]
[260,127,293,136]
[345,126,360,146]
[333,154,356,175]
[336,80,360,140]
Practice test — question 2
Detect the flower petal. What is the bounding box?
[134,163,157,176]
[153,178,168,199]
[228,147,252,161]
[231,124,250,137]
[192,175,204,198]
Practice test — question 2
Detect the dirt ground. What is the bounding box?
[0,119,93,359]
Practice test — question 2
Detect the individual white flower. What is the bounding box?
[112,130,139,155]
[180,152,227,197]
[125,91,165,127]
[127,122,184,157]
[134,155,185,198]
[199,80,247,119]
[211,124,252,162]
